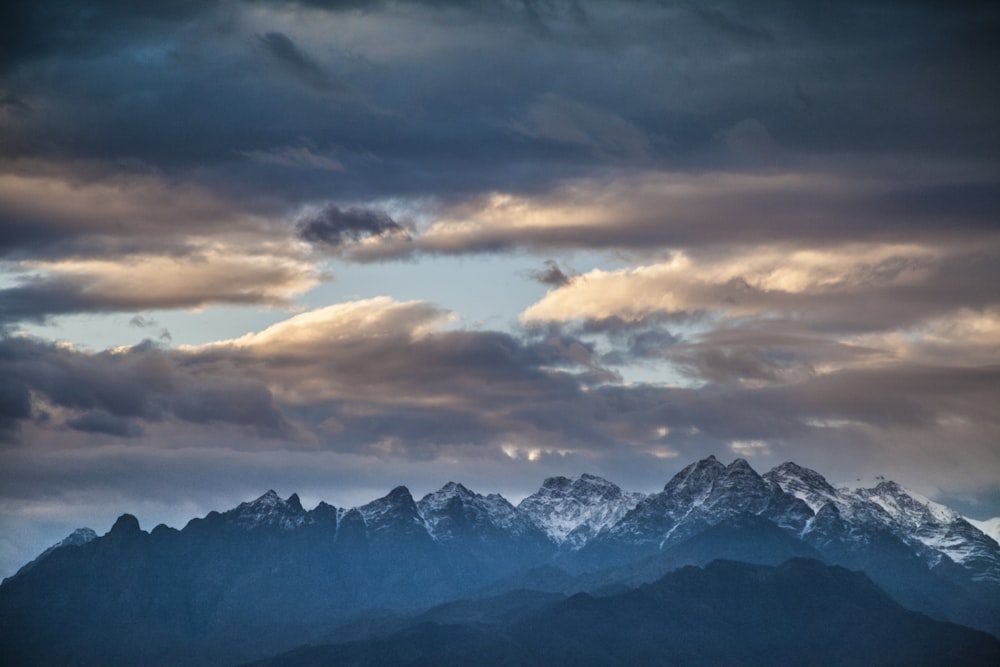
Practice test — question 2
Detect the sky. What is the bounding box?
[1,0,999,578]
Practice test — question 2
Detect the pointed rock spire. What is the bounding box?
[110,513,141,535]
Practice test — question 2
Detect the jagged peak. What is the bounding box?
[726,458,757,474]
[763,461,841,511]
[871,479,905,494]
[766,461,831,483]
[664,455,726,492]
[232,489,304,512]
[110,513,141,535]
[537,473,618,493]
[386,485,414,500]
[769,461,808,474]
[361,486,419,519]
[64,527,98,544]
[540,475,573,489]
[222,489,308,530]
[859,480,957,525]
[436,481,474,496]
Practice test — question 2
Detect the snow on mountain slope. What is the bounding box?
[764,462,1000,584]
[518,474,645,549]
[596,457,813,552]
[418,482,541,542]
[764,462,846,513]
[969,517,1000,545]
[222,490,309,530]
[854,481,1000,581]
[856,481,958,527]
[11,527,99,579]
[358,486,429,538]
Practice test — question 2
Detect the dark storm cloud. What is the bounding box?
[691,6,775,43]
[585,363,1000,450]
[297,205,409,248]
[0,300,622,453]
[664,327,877,386]
[0,0,212,70]
[1,0,997,216]
[254,31,347,94]
[66,411,144,438]
[0,277,93,326]
[0,336,293,438]
[0,379,32,443]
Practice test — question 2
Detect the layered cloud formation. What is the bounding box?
[1,0,998,577]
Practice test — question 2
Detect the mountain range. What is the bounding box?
[2,456,998,666]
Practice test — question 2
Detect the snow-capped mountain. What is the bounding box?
[591,456,812,554]
[48,527,98,551]
[418,482,541,542]
[4,455,999,667]
[221,490,310,530]
[969,517,1000,544]
[357,486,432,544]
[855,481,1000,583]
[415,482,552,578]
[764,462,1000,584]
[517,473,645,549]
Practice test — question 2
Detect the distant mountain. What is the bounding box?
[579,456,813,564]
[518,473,645,549]
[416,481,552,582]
[10,527,97,578]
[244,558,1000,667]
[2,456,999,666]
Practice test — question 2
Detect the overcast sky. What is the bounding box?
[1,0,999,578]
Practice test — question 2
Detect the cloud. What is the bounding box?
[0,168,286,258]
[297,204,410,250]
[3,295,996,485]
[529,259,573,287]
[730,439,771,457]
[510,93,652,159]
[2,0,997,214]
[0,298,617,455]
[240,144,344,171]
[520,242,1000,334]
[338,170,1000,262]
[66,411,144,438]
[1,251,320,325]
[0,167,323,323]
[0,335,296,440]
[254,31,349,94]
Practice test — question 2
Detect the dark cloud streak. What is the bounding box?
[298,205,409,249]
[254,31,348,94]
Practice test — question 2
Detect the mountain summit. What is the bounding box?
[518,473,646,549]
